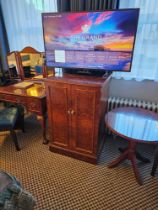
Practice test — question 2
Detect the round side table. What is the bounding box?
[105,107,158,185]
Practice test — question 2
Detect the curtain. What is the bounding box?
[58,0,119,12]
[0,3,9,72]
[57,0,71,11]
[1,0,57,52]
[113,0,158,81]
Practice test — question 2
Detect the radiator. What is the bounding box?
[107,96,158,113]
[106,96,158,134]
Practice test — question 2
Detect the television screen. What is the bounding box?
[42,9,139,72]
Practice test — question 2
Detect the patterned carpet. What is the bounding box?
[0,114,158,210]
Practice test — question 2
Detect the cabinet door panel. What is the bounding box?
[71,86,100,154]
[47,84,70,148]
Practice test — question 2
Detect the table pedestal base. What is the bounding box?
[108,141,143,185]
[151,147,158,176]
[118,148,150,163]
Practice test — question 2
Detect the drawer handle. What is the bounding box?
[16,99,21,103]
[31,103,36,108]
[68,110,71,115]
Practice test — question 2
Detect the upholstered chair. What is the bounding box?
[0,105,24,151]
[0,170,36,209]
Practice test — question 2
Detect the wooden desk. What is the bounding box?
[0,82,48,144]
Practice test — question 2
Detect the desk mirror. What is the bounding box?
[19,47,45,80]
[7,52,21,79]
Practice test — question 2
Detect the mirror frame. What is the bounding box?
[18,46,47,80]
[7,51,23,80]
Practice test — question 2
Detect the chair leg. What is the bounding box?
[10,129,21,151]
[14,113,25,133]
[19,112,25,133]
[20,119,25,133]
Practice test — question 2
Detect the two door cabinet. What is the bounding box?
[45,73,110,163]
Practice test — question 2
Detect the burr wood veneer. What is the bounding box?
[45,72,111,163]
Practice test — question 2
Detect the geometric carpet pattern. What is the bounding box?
[0,114,158,210]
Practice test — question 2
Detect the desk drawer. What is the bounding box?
[0,94,5,100]
[27,98,40,112]
[14,96,26,105]
[0,94,26,104]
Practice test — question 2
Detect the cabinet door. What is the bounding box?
[71,85,100,155]
[46,83,71,148]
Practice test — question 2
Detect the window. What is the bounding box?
[113,0,158,81]
[1,0,57,51]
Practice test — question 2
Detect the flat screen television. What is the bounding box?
[42,9,139,74]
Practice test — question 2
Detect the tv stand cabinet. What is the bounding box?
[45,72,111,164]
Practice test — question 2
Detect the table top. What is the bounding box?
[105,107,158,143]
[0,82,46,98]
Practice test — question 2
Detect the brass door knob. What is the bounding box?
[71,110,75,115]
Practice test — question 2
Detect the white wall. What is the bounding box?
[109,78,158,103]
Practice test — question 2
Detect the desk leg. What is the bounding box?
[37,115,49,144]
[108,141,142,185]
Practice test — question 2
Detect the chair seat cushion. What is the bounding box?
[0,107,18,130]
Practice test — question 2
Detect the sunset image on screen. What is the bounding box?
[43,10,139,71]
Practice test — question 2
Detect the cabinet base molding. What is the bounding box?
[49,145,97,164]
